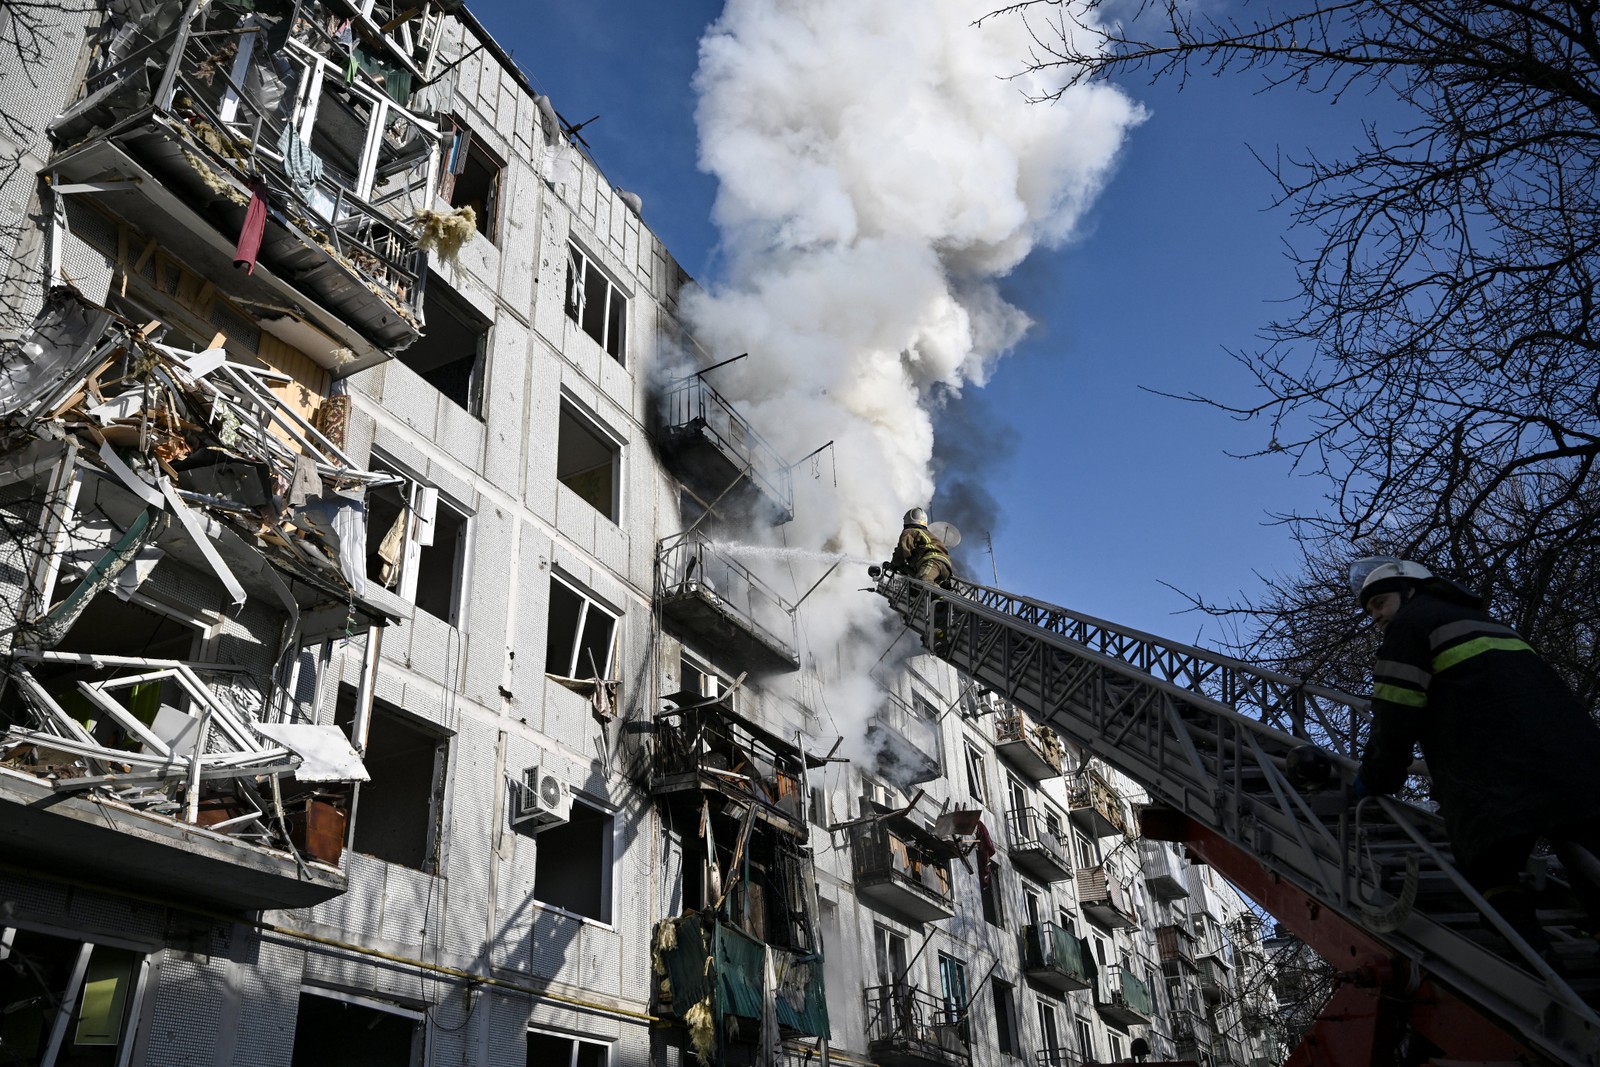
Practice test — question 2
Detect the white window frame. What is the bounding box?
[531,794,617,926]
[564,241,628,362]
[964,743,988,806]
[3,930,152,1067]
[526,1029,610,1067]
[367,457,471,623]
[545,573,619,679]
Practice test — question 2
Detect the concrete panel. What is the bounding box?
[498,165,538,316]
[531,197,571,349]
[434,393,487,467]
[460,505,512,707]
[233,935,305,1067]
[377,861,445,952]
[483,317,530,495]
[441,720,498,960]
[554,483,597,555]
[371,356,441,438]
[592,516,629,579]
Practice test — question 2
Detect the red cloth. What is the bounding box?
[975,820,996,890]
[234,181,269,274]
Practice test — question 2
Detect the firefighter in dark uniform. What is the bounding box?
[889,508,953,587]
[1349,557,1600,962]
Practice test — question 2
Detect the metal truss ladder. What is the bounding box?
[876,574,1600,1065]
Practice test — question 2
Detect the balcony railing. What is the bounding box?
[864,984,969,1067]
[1021,921,1093,992]
[1138,836,1189,901]
[992,710,1064,781]
[849,817,956,923]
[657,375,793,523]
[1076,865,1137,929]
[866,694,943,786]
[1094,963,1155,1028]
[651,697,818,836]
[1005,806,1072,883]
[1066,769,1126,838]
[1156,923,1198,973]
[1034,1049,1083,1067]
[656,532,800,672]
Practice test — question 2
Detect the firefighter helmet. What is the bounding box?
[1349,556,1432,610]
[903,507,928,527]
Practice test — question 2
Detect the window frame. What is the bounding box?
[544,573,619,679]
[563,241,628,363]
[400,270,490,416]
[530,794,617,925]
[526,1029,610,1067]
[963,742,988,806]
[365,456,472,625]
[439,117,504,242]
[992,979,1021,1058]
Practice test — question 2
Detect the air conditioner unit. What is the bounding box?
[512,767,573,832]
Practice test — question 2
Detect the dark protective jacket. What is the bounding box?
[890,525,952,583]
[1359,589,1600,867]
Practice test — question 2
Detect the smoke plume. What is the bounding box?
[682,0,1142,757]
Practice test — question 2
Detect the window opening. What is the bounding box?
[992,979,1020,1057]
[1074,1016,1095,1061]
[937,954,969,1042]
[1022,885,1041,929]
[439,120,502,241]
[556,401,621,521]
[337,693,447,871]
[365,459,470,624]
[872,925,907,988]
[980,862,1004,927]
[532,797,614,923]
[1075,831,1097,869]
[564,243,627,362]
[963,743,987,806]
[1108,1033,1125,1062]
[290,990,422,1065]
[400,272,489,414]
[545,575,617,678]
[0,929,146,1067]
[1036,1001,1061,1063]
[526,1030,608,1067]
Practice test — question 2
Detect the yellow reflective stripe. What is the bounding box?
[1373,682,1427,707]
[1433,636,1531,672]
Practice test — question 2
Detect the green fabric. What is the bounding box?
[1433,636,1532,672]
[352,45,414,104]
[659,916,829,1038]
[1120,969,1155,1016]
[657,917,712,1015]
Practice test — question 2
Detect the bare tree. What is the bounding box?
[990,0,1600,700]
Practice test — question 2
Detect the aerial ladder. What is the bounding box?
[873,572,1600,1066]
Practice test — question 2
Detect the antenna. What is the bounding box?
[984,531,999,585]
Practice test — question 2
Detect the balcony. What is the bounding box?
[1076,865,1138,929]
[1156,923,1198,975]
[865,695,943,787]
[654,909,829,1054]
[1066,769,1126,839]
[864,985,969,1067]
[1172,1008,1212,1058]
[1021,921,1093,993]
[1004,807,1072,883]
[656,533,800,673]
[47,2,441,361]
[652,694,821,837]
[1138,836,1189,901]
[849,813,958,923]
[991,709,1064,781]
[1094,963,1155,1029]
[657,375,793,524]
[1035,1051,1083,1067]
[1197,956,1228,1003]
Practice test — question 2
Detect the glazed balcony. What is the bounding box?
[1066,769,1126,839]
[991,709,1063,782]
[865,694,943,787]
[1093,963,1155,1029]
[1156,923,1198,975]
[1197,956,1228,1003]
[1021,921,1093,993]
[1004,807,1072,883]
[651,694,820,837]
[656,532,800,673]
[1076,865,1138,929]
[864,985,969,1067]
[48,2,440,362]
[849,815,957,924]
[657,375,793,524]
[1138,836,1189,901]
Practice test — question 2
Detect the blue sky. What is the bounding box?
[488,2,1370,644]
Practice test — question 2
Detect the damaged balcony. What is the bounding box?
[0,290,395,910]
[1093,962,1155,1029]
[1138,836,1190,902]
[657,374,794,525]
[1020,921,1093,993]
[991,708,1063,782]
[652,909,829,1061]
[865,694,943,787]
[1066,768,1126,839]
[864,985,969,1067]
[46,0,451,363]
[1004,807,1072,883]
[848,811,958,924]
[1076,865,1138,930]
[656,533,800,673]
[652,692,823,838]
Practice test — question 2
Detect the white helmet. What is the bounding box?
[1349,556,1432,610]
[903,507,928,527]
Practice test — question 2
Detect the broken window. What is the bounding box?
[400,273,489,415]
[564,243,627,362]
[440,120,502,241]
[0,929,147,1067]
[531,796,614,923]
[964,743,987,806]
[337,695,448,872]
[364,458,470,624]
[992,979,1021,1058]
[290,990,423,1066]
[545,575,617,679]
[526,1031,607,1067]
[556,401,621,521]
[980,861,1005,928]
[937,953,970,1042]
[872,924,907,988]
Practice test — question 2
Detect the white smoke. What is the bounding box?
[682,0,1143,756]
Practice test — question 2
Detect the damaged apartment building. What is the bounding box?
[0,1,1278,1065]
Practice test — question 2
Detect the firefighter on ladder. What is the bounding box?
[888,508,953,587]
[1348,556,1600,968]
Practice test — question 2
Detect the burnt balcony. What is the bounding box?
[1093,962,1155,1029]
[1021,921,1093,993]
[1138,837,1190,902]
[991,709,1064,781]
[657,375,793,524]
[1076,865,1138,929]
[1066,769,1126,839]
[47,3,441,362]
[865,694,943,787]
[849,814,958,924]
[1156,923,1198,976]
[656,533,800,673]
[864,984,969,1067]
[1005,806,1072,883]
[652,694,822,837]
